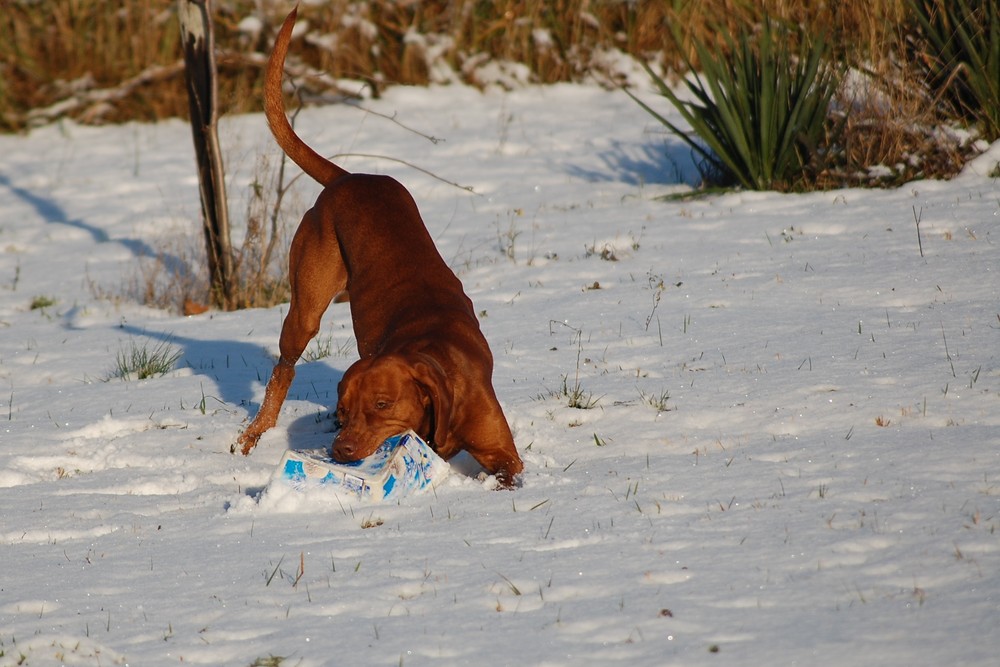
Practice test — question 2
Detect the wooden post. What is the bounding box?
[178,0,233,309]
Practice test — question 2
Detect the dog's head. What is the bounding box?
[332,353,450,462]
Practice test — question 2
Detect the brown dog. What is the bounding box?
[233,7,523,487]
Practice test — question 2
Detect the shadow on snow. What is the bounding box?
[563,136,702,188]
[117,322,346,453]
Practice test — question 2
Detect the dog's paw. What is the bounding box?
[232,432,259,456]
[476,471,499,491]
[495,470,522,490]
[474,469,521,490]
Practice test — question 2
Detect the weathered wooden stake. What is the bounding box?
[178,0,233,309]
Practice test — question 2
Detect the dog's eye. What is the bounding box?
[375,400,391,410]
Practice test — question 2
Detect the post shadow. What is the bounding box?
[0,171,188,275]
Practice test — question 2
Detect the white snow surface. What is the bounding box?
[0,82,998,666]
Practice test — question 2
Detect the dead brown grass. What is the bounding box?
[0,0,913,128]
[833,77,973,188]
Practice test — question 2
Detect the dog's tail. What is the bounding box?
[264,6,348,186]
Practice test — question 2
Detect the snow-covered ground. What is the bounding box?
[1,79,998,666]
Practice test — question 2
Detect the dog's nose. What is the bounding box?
[332,437,363,462]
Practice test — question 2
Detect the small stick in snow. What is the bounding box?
[913,206,924,258]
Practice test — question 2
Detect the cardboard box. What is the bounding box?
[273,430,448,501]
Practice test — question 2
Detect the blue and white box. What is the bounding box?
[273,430,448,501]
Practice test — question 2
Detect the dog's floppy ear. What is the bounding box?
[410,354,452,450]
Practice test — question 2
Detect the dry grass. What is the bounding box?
[0,1,913,126]
[0,1,662,128]
[833,73,973,188]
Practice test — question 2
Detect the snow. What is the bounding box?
[1,80,998,666]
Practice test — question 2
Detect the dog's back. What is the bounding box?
[314,173,480,360]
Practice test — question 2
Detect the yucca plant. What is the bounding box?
[907,0,1000,140]
[627,18,845,191]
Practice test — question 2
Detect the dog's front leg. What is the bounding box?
[233,358,296,455]
[233,302,328,455]
[233,207,346,455]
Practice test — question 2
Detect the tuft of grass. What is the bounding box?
[638,388,671,413]
[108,339,182,381]
[495,210,523,263]
[30,295,57,310]
[303,334,355,362]
[247,656,288,667]
[560,374,601,410]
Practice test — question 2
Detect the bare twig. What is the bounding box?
[913,205,924,258]
[330,153,479,193]
[354,105,444,144]
[940,322,956,378]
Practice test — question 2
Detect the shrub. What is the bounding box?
[627,17,845,191]
[906,0,1000,140]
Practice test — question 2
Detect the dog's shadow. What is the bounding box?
[117,323,344,447]
[284,408,340,452]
